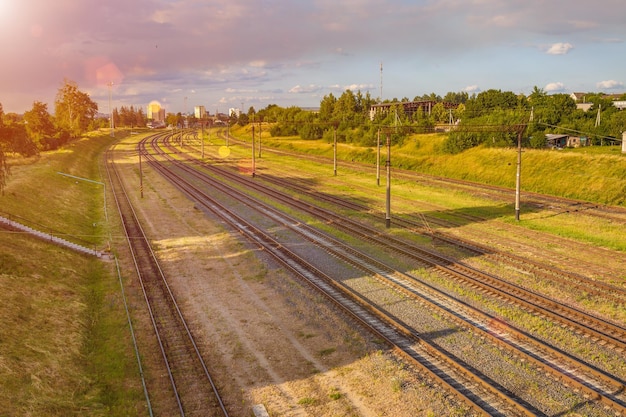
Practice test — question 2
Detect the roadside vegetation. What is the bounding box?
[0,130,144,416]
[227,125,625,207]
[217,86,625,206]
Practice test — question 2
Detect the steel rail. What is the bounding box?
[153,135,626,415]
[139,134,542,416]
[106,142,229,417]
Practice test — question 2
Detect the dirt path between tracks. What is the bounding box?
[113,141,471,417]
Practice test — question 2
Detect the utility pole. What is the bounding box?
[252,125,256,177]
[258,121,262,158]
[107,82,114,137]
[201,122,205,159]
[515,129,522,221]
[184,96,188,128]
[385,132,391,228]
[333,125,337,176]
[139,150,143,198]
[376,129,381,186]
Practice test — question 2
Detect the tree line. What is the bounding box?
[0,79,109,192]
[444,87,626,153]
[231,87,626,152]
[0,79,104,158]
[112,106,148,129]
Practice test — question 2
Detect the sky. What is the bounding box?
[1,0,625,115]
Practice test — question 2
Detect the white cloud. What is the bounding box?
[225,88,258,94]
[150,9,172,24]
[249,61,267,68]
[463,85,480,93]
[545,82,565,92]
[546,43,573,55]
[289,84,323,94]
[596,80,624,89]
[344,83,373,91]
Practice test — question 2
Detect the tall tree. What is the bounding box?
[23,101,55,149]
[465,89,520,116]
[54,79,98,138]
[134,107,144,127]
[318,93,336,122]
[0,102,7,193]
[334,90,358,126]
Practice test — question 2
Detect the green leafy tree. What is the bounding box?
[119,106,130,127]
[295,111,322,139]
[0,103,8,193]
[135,107,147,127]
[318,93,337,122]
[443,91,469,104]
[112,108,120,127]
[247,106,257,122]
[4,124,37,156]
[431,102,448,124]
[54,79,98,137]
[333,90,358,126]
[24,101,55,149]
[236,112,249,126]
[465,89,520,116]
[453,103,466,122]
[539,94,576,126]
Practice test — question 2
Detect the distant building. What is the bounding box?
[545,134,589,148]
[546,134,568,148]
[369,100,458,120]
[614,101,626,110]
[147,100,165,122]
[570,92,586,102]
[571,92,626,111]
[194,105,206,119]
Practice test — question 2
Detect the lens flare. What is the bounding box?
[218,146,231,158]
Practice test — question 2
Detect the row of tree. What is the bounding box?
[0,79,104,158]
[0,79,106,192]
[231,88,625,152]
[112,106,148,128]
[445,87,626,153]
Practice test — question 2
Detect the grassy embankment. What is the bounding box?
[218,125,625,252]
[228,124,625,207]
[0,131,145,416]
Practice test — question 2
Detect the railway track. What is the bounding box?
[141,133,626,416]
[218,131,626,225]
[105,146,229,417]
[213,131,626,287]
[212,150,626,306]
[171,137,626,353]
[138,135,539,416]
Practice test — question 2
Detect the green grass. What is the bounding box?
[213,125,625,252]
[297,397,318,406]
[230,126,625,207]
[0,130,144,416]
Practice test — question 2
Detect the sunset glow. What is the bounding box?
[1,0,625,114]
